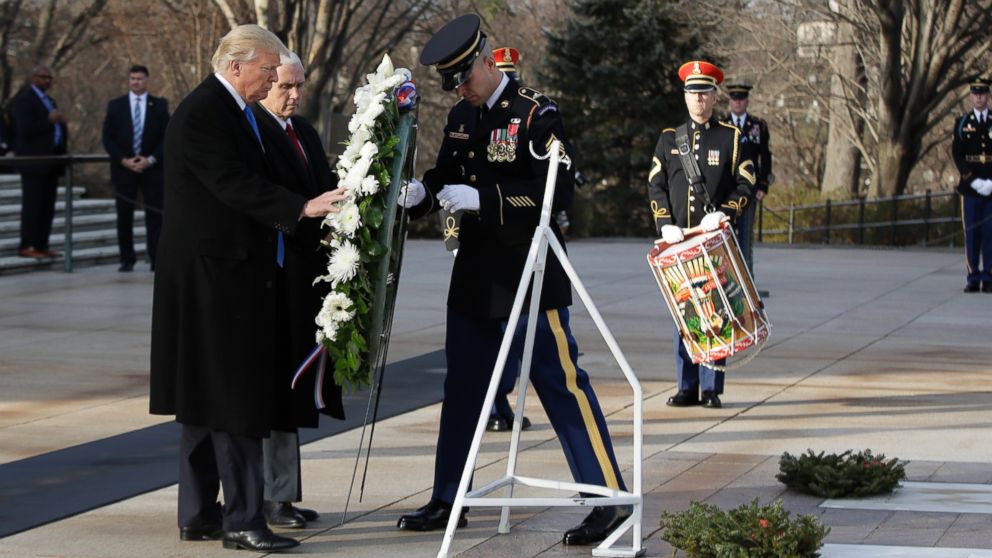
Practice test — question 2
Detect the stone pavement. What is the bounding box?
[1,239,990,557]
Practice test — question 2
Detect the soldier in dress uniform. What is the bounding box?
[953,77,992,293]
[396,14,631,545]
[720,83,773,272]
[648,61,756,409]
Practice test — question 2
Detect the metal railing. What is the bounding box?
[4,153,110,272]
[757,190,963,247]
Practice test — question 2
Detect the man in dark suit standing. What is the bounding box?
[149,24,345,553]
[250,51,342,530]
[10,64,67,259]
[101,65,170,272]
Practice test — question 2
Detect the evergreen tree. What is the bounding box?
[540,0,711,236]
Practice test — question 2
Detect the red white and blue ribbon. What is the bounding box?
[291,343,328,410]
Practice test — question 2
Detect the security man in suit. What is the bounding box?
[721,83,772,272]
[953,77,992,293]
[101,64,170,272]
[251,51,342,530]
[648,61,756,410]
[10,64,67,259]
[396,14,630,546]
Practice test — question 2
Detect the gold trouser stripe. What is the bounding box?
[961,197,974,274]
[546,309,620,489]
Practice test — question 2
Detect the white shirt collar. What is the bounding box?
[259,104,288,130]
[733,112,747,125]
[974,108,989,121]
[129,91,147,104]
[214,72,247,110]
[485,73,510,110]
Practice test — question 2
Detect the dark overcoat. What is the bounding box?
[149,75,307,438]
[251,104,344,428]
[412,79,576,320]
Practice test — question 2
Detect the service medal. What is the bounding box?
[708,149,720,166]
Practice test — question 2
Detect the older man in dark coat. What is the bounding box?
[250,51,342,529]
[149,24,344,553]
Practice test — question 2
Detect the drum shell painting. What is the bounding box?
[647,225,770,367]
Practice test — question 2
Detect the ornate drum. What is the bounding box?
[646,221,770,369]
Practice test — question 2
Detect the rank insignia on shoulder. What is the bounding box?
[708,150,720,166]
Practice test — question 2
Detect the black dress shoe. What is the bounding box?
[264,500,306,529]
[397,499,467,531]
[293,506,319,522]
[486,414,532,432]
[701,391,723,409]
[563,505,632,545]
[983,283,992,293]
[964,283,980,293]
[222,528,299,552]
[666,391,700,407]
[179,524,223,541]
[119,261,134,272]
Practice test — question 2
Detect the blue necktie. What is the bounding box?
[244,106,284,267]
[36,91,62,146]
[132,97,143,155]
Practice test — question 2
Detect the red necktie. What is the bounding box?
[286,122,310,171]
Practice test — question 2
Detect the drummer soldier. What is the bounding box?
[953,77,992,293]
[395,14,631,545]
[647,60,756,409]
[720,83,773,272]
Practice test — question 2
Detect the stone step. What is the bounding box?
[0,227,145,257]
[0,242,147,274]
[0,198,117,219]
[0,185,86,202]
[0,211,144,237]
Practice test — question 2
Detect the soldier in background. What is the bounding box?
[953,77,992,293]
[720,83,772,272]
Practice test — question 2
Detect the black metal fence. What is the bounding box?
[758,190,962,247]
[4,154,110,272]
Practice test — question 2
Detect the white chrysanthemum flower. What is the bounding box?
[323,291,356,322]
[326,240,360,287]
[359,141,378,160]
[326,201,361,237]
[360,101,385,125]
[358,175,381,196]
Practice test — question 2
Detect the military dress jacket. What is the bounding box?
[412,78,575,320]
[952,111,992,198]
[721,112,772,193]
[648,118,756,231]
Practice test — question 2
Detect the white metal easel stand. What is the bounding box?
[436,141,644,558]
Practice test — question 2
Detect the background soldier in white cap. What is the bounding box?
[396,13,631,546]
[647,60,756,410]
[953,77,992,293]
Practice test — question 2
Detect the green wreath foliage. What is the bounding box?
[777,449,907,498]
[661,499,829,557]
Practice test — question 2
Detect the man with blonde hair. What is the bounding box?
[150,24,346,553]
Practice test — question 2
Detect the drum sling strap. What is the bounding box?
[676,123,716,213]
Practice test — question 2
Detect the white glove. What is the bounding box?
[437,184,480,212]
[661,225,684,244]
[978,178,992,197]
[970,178,984,193]
[397,178,426,208]
[700,211,728,232]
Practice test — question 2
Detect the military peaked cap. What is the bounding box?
[726,83,752,99]
[970,77,991,94]
[678,61,724,92]
[420,14,488,91]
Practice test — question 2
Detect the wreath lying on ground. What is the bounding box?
[777,449,907,498]
[661,498,829,558]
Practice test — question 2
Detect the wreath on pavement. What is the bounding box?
[777,449,907,498]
